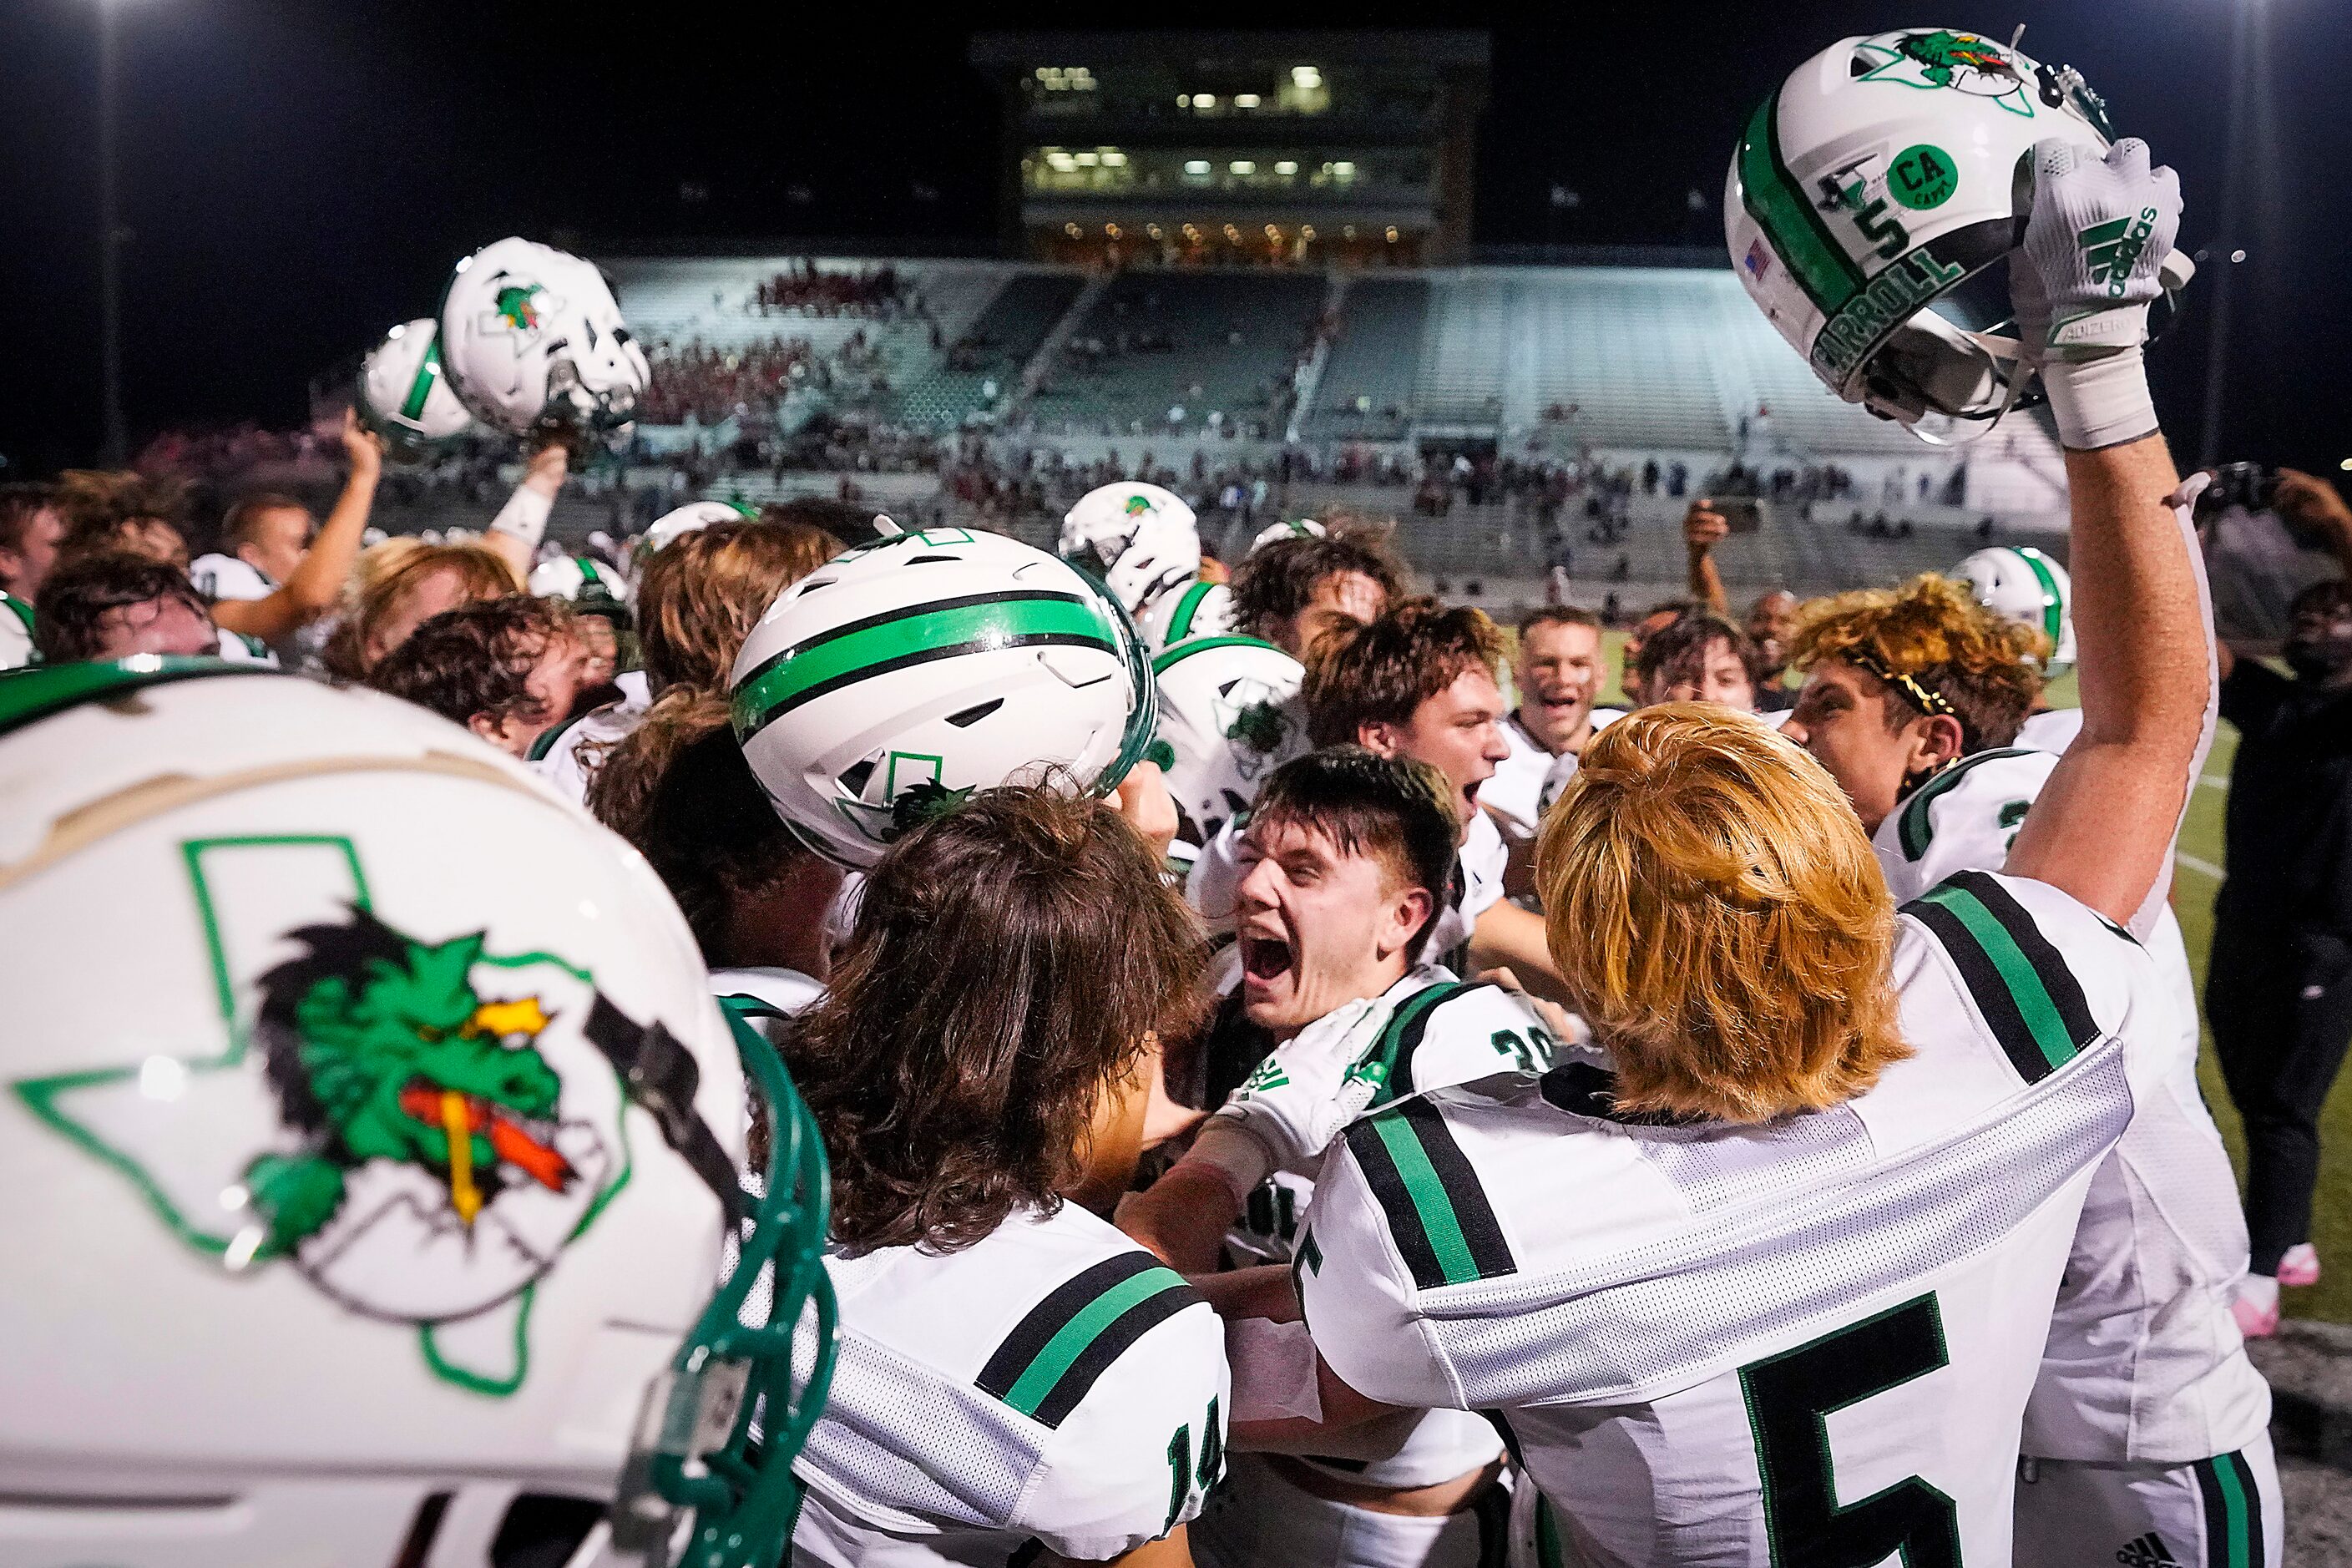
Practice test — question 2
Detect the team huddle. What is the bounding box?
[0,28,2289,1568]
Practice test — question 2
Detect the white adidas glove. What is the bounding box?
[2011,137,2183,449]
[1186,995,1396,1197]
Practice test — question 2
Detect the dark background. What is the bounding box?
[1,1,2340,477]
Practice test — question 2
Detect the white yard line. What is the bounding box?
[2198,774,2231,792]
[2176,852,2226,881]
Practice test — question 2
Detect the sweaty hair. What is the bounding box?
[320,539,520,681]
[53,470,188,564]
[638,520,841,695]
[1635,609,1752,695]
[32,552,210,663]
[1536,706,1908,1124]
[1788,575,2046,752]
[0,483,57,555]
[220,493,309,550]
[1518,604,1601,638]
[365,595,575,734]
[1229,529,1405,644]
[796,787,1208,1254]
[590,693,822,965]
[1302,596,1505,749]
[1249,746,1459,956]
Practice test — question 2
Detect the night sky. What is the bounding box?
[2,1,2344,476]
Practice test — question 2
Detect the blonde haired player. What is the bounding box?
[1222,135,2221,1566]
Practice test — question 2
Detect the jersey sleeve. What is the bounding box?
[1369,980,1563,1103]
[1183,817,1246,937]
[1293,1110,1474,1413]
[1879,750,2056,902]
[1008,1268,1231,1560]
[1898,867,2167,1097]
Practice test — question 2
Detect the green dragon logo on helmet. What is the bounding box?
[1123,493,1157,518]
[1856,30,2036,117]
[13,838,640,1393]
[494,284,544,331]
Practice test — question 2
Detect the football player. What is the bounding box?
[1061,482,1216,650]
[1227,529,1402,662]
[533,518,838,805]
[1783,574,2275,1568]
[1480,606,1610,855]
[785,786,1229,1565]
[1125,747,1566,1568]
[1220,133,2213,1568]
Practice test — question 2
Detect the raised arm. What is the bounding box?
[2002,139,2210,933]
[211,411,382,643]
[1683,499,1731,617]
[482,440,569,582]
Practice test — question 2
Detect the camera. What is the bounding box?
[2200,462,2280,518]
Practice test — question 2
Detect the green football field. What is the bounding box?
[1583,631,2350,1322]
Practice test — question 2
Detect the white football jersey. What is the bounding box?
[0,594,33,670]
[1142,577,1237,652]
[1223,965,1557,1491]
[1481,713,1558,844]
[792,1202,1229,1565]
[188,552,275,602]
[1874,750,2267,1464]
[1299,870,2169,1567]
[2017,706,2085,754]
[530,670,653,807]
[212,627,279,666]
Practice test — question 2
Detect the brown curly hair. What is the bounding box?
[637,519,841,695]
[1228,526,1405,645]
[53,470,189,565]
[1302,596,1505,749]
[1788,574,2046,753]
[794,786,1208,1254]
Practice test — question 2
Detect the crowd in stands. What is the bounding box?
[749,260,919,318]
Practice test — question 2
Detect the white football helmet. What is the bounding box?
[1955,544,2075,671]
[0,593,33,671]
[731,526,1156,869]
[529,553,631,625]
[439,238,650,439]
[0,658,834,1568]
[1139,578,1237,653]
[1250,518,1326,554]
[1727,29,2165,437]
[1058,482,1201,620]
[631,500,759,580]
[1149,635,1307,846]
[358,319,475,459]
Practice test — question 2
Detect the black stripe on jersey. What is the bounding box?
[2193,1449,2266,1568]
[975,1252,1204,1429]
[1901,869,2098,1085]
[1366,982,1488,1108]
[1343,1097,1515,1290]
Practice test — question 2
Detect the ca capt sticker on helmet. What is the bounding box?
[11,836,640,1396]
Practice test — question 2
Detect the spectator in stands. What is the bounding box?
[365,596,593,758]
[0,483,65,603]
[2208,473,2352,1319]
[320,539,519,681]
[33,552,219,662]
[1633,608,1757,712]
[1228,529,1404,661]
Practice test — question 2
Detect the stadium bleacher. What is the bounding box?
[1028,271,1325,435]
[891,270,1084,431]
[1307,277,1429,442]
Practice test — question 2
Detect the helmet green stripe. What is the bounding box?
[1151,634,1282,677]
[1166,580,1214,641]
[2015,549,2064,648]
[1736,90,1864,317]
[732,596,1117,738]
[399,335,444,423]
[0,657,264,739]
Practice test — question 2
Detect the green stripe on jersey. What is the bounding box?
[976,1252,1201,1429]
[1344,1097,1515,1290]
[2194,1449,2265,1568]
[732,591,1115,740]
[1895,747,2037,860]
[1903,870,2098,1083]
[1362,982,1487,1109]
[1736,90,1864,316]
[1151,633,1282,677]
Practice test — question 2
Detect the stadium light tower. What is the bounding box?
[96,0,131,468]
